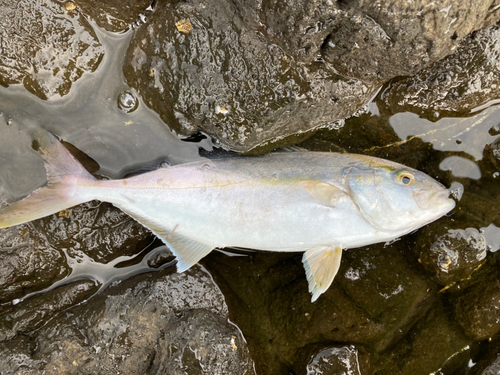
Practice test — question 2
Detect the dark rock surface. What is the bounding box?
[305,345,367,375]
[75,0,152,32]
[0,266,255,375]
[0,279,99,342]
[123,0,500,152]
[452,269,500,341]
[123,0,372,153]
[0,201,152,303]
[374,303,471,375]
[322,0,500,85]
[203,243,434,374]
[378,24,500,119]
[417,227,488,286]
[0,225,69,303]
[0,0,104,99]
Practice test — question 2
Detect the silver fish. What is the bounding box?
[0,133,455,301]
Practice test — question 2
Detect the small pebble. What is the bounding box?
[65,1,77,11]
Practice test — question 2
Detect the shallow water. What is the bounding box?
[0,12,500,375]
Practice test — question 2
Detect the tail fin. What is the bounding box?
[0,132,96,229]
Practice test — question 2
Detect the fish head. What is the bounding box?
[344,157,456,234]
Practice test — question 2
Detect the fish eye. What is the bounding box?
[396,171,415,186]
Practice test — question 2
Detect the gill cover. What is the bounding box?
[345,165,424,233]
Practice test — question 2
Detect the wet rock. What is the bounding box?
[465,340,500,375]
[75,0,152,32]
[452,270,500,341]
[417,228,488,286]
[322,1,499,86]
[233,0,339,64]
[335,244,435,352]
[378,24,500,119]
[0,336,42,374]
[32,201,153,263]
[305,345,367,375]
[123,0,372,153]
[0,201,153,303]
[0,225,69,304]
[375,303,471,375]
[0,266,255,375]
[0,0,104,100]
[203,243,433,374]
[485,136,500,171]
[0,279,98,342]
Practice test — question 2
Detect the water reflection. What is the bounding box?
[0,27,205,200]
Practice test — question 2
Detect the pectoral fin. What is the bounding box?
[117,207,214,273]
[302,245,343,302]
[299,180,347,206]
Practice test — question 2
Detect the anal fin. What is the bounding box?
[118,207,214,273]
[302,245,343,302]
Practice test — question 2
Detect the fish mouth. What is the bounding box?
[414,187,455,211]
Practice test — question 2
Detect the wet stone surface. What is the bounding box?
[378,24,500,119]
[321,0,500,86]
[451,269,500,341]
[203,243,434,374]
[374,303,471,375]
[0,266,255,375]
[0,0,104,99]
[0,201,153,304]
[31,201,153,263]
[74,0,152,32]
[123,0,375,153]
[305,345,366,375]
[417,227,488,286]
[0,225,69,303]
[0,279,98,342]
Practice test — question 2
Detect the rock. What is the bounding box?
[322,0,500,86]
[465,340,500,375]
[0,336,42,374]
[0,0,104,99]
[203,243,434,374]
[75,0,152,32]
[485,136,500,171]
[452,270,500,341]
[31,201,153,263]
[0,226,69,303]
[335,244,435,352]
[378,24,500,119]
[123,0,373,153]
[0,201,153,304]
[417,228,488,286]
[374,303,471,375]
[305,345,367,375]
[0,279,99,342]
[0,266,255,375]
[123,0,500,152]
[233,0,339,64]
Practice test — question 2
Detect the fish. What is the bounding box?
[0,133,456,302]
